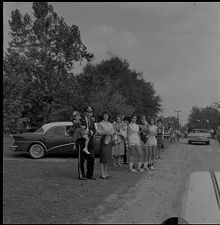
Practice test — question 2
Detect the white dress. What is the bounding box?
[147,125,158,147]
[127,123,141,146]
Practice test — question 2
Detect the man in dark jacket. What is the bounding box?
[76,106,96,180]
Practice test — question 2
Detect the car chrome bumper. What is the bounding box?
[9,146,18,151]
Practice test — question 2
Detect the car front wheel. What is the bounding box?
[29,144,46,159]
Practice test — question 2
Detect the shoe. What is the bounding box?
[79,177,86,180]
[87,177,97,180]
[143,166,150,171]
[100,175,107,179]
[129,168,137,172]
[106,175,111,178]
[138,169,145,173]
[150,165,155,170]
[83,148,90,154]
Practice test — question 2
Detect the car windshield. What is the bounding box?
[35,127,44,134]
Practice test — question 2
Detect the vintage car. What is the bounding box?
[187,128,211,145]
[162,170,220,224]
[9,121,102,159]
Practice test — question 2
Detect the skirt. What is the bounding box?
[147,136,157,147]
[157,134,164,147]
[100,135,112,164]
[112,135,125,156]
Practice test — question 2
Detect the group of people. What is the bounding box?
[71,106,165,180]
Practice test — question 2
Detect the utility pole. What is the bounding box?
[175,110,181,130]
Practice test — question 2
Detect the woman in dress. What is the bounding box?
[156,118,164,160]
[127,114,144,172]
[96,111,115,179]
[112,115,125,167]
[170,126,176,143]
[139,115,150,170]
[147,117,158,170]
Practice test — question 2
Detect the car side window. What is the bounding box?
[46,126,65,136]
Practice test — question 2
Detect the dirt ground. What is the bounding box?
[3,136,144,224]
[3,136,220,224]
[83,139,220,224]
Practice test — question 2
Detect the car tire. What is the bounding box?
[29,144,46,159]
[206,141,210,145]
[188,140,191,144]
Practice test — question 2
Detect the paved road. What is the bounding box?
[83,138,220,224]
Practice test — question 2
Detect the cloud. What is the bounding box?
[81,24,145,63]
[89,24,116,37]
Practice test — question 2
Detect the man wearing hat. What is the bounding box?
[75,106,96,180]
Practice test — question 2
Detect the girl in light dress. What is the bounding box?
[146,117,158,170]
[112,115,125,167]
[127,114,144,172]
[72,111,90,154]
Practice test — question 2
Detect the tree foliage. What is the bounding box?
[3,3,163,133]
[3,2,93,132]
[77,56,162,119]
[187,104,220,130]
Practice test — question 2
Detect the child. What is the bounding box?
[72,111,90,154]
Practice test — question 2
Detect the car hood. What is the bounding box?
[179,171,220,224]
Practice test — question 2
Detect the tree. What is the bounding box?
[77,56,162,119]
[160,116,179,130]
[3,2,93,132]
[187,104,220,130]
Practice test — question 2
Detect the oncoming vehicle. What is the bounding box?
[9,121,101,159]
[187,129,211,145]
[162,170,220,224]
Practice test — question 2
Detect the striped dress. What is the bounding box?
[157,125,164,147]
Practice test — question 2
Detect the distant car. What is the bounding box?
[162,170,220,224]
[187,129,211,145]
[9,121,101,159]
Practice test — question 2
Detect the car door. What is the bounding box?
[62,125,76,153]
[44,126,67,153]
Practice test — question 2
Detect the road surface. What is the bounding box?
[82,138,220,224]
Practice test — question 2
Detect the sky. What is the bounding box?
[3,2,220,125]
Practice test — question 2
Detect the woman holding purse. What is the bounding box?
[96,111,114,179]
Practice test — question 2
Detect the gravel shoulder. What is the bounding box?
[87,139,220,224]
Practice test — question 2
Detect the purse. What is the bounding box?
[104,135,112,145]
[112,133,121,145]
